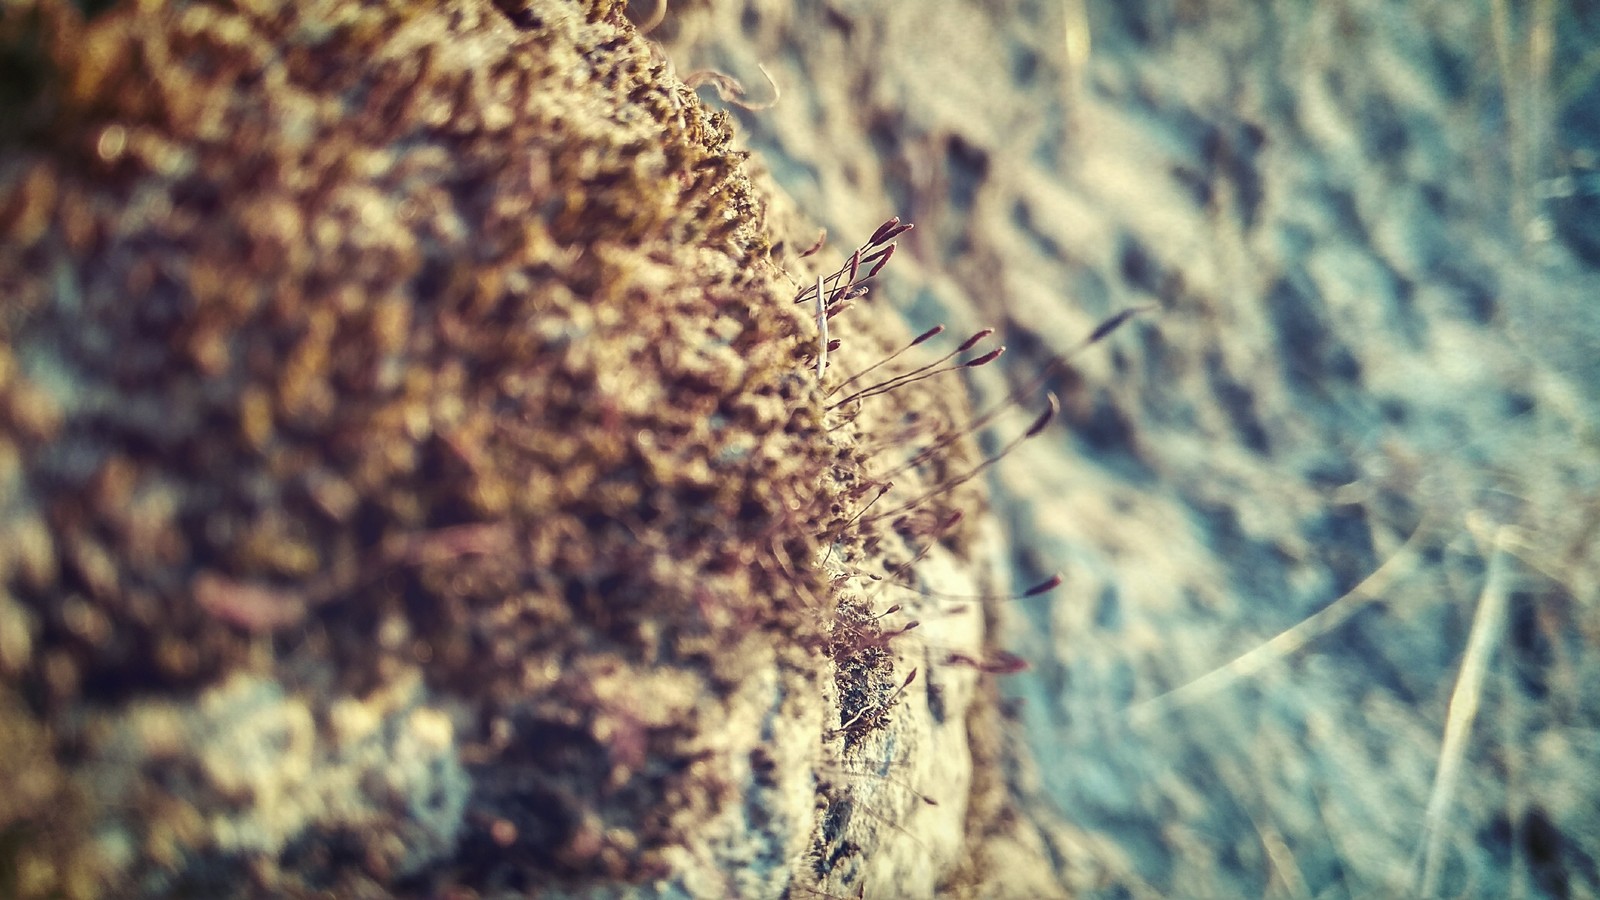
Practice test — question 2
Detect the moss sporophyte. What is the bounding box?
[0,0,1149,889]
[792,214,1147,894]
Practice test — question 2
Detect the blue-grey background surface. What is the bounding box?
[663,1,1600,895]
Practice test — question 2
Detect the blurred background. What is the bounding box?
[652,0,1600,896]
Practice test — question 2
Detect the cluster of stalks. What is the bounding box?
[800,216,1147,707]
[790,215,1146,898]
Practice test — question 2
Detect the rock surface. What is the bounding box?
[660,0,1600,896]
[1,0,1016,896]
[4,0,1600,898]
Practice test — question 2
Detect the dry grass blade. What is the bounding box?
[1415,527,1516,898]
[1128,512,1435,726]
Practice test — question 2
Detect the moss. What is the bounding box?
[0,0,998,893]
[0,0,859,891]
[0,689,94,900]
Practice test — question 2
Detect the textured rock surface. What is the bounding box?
[0,0,1011,896]
[659,0,1600,897]
[5,0,1600,897]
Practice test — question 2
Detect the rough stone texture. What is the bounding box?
[71,670,469,893]
[658,0,1600,897]
[5,0,1599,897]
[0,0,1008,896]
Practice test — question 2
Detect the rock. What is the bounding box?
[0,0,1015,896]
[661,0,1600,896]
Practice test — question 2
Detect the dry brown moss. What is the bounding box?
[0,0,861,892]
[0,0,1006,893]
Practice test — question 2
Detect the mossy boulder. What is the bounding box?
[0,0,841,893]
[0,0,1008,896]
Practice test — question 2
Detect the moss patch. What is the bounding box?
[0,0,866,892]
[0,0,1004,894]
